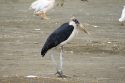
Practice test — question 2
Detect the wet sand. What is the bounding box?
[0,0,125,83]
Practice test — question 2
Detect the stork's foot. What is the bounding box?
[55,71,69,78]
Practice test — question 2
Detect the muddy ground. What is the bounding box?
[0,0,125,83]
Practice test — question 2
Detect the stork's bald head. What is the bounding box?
[70,16,88,34]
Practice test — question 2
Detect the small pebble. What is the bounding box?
[26,75,38,78]
[107,42,111,44]
[70,51,74,54]
[34,29,41,31]
[93,25,99,28]
[34,42,39,44]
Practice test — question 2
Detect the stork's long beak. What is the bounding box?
[78,23,88,34]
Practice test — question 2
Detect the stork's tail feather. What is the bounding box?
[41,47,48,57]
[41,49,47,57]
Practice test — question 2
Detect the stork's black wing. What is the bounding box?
[41,23,74,57]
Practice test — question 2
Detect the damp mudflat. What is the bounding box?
[0,0,125,83]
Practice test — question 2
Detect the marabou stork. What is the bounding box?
[41,17,88,77]
[119,6,125,26]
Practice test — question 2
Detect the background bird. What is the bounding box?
[56,0,64,7]
[119,6,125,26]
[41,17,88,77]
[81,0,88,2]
[30,0,55,19]
[57,0,88,7]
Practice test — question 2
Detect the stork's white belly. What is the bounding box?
[60,28,78,46]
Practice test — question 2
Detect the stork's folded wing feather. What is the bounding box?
[41,23,74,56]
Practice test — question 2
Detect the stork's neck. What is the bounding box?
[69,21,77,28]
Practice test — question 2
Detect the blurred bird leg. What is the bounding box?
[60,0,64,7]
[42,13,49,19]
[34,11,43,17]
[33,11,49,20]
[56,3,59,6]
[34,12,40,16]
[57,0,64,7]
[79,24,88,34]
[36,11,49,20]
[120,21,124,26]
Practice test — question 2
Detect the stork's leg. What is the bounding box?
[51,53,58,72]
[50,47,68,78]
[50,50,63,75]
[55,46,69,78]
[60,46,64,71]
[55,46,64,77]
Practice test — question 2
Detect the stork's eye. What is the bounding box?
[73,19,80,24]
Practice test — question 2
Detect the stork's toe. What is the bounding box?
[55,71,69,78]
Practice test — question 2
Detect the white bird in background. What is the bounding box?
[30,0,55,19]
[119,6,125,25]
[30,0,88,19]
